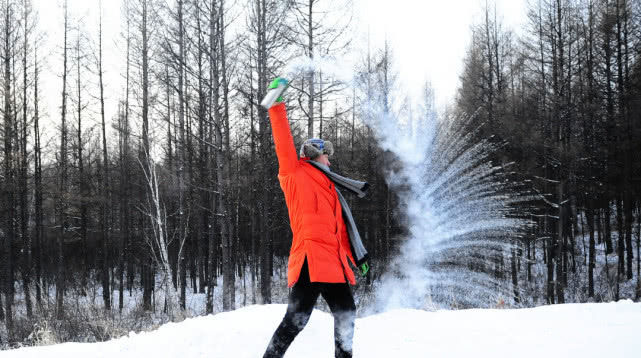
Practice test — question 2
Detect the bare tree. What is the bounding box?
[140,155,180,318]
[1,0,17,333]
[97,0,111,310]
[287,0,352,138]
[19,0,33,318]
[73,15,89,295]
[56,0,70,319]
[117,0,133,313]
[209,0,235,312]
[32,28,43,306]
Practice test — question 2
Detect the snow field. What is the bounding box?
[2,300,640,357]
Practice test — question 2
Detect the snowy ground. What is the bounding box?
[2,300,639,357]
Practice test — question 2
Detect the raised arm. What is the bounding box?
[268,102,298,175]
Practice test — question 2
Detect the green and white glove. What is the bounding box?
[359,261,370,278]
[268,77,288,102]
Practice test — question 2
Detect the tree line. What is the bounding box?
[456,0,641,304]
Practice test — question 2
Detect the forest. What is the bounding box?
[0,0,640,347]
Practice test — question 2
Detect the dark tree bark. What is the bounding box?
[74,21,89,296]
[616,197,625,277]
[56,0,70,319]
[255,0,272,304]
[614,0,633,281]
[33,39,43,306]
[20,0,32,318]
[214,0,235,312]
[139,0,153,312]
[194,1,208,296]
[587,206,595,297]
[98,0,111,310]
[0,287,3,322]
[205,0,218,314]
[2,0,16,334]
[511,247,520,304]
[117,6,133,313]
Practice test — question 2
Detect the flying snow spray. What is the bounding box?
[261,54,354,110]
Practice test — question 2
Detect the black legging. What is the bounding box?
[263,259,356,358]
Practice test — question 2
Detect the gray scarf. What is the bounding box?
[307,161,369,265]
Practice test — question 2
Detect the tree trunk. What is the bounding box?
[56,0,70,320]
[220,0,235,310]
[206,0,218,314]
[75,26,89,296]
[587,206,595,298]
[0,288,3,322]
[33,42,43,306]
[118,8,133,313]
[546,235,554,303]
[306,0,314,138]
[511,246,520,304]
[614,0,633,281]
[637,204,641,281]
[616,197,625,277]
[526,234,532,282]
[98,2,111,310]
[175,0,188,312]
[20,0,32,318]
[195,3,208,295]
[256,0,272,305]
[2,5,14,328]
[604,204,613,254]
[140,0,152,312]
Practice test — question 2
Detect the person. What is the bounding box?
[262,78,370,358]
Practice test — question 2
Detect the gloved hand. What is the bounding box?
[268,77,288,103]
[358,261,370,278]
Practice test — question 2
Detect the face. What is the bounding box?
[314,154,331,167]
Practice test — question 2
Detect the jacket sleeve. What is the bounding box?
[268,102,298,175]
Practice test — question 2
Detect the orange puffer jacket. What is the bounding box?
[269,103,356,287]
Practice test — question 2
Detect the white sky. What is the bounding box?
[354,0,528,108]
[33,0,529,142]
